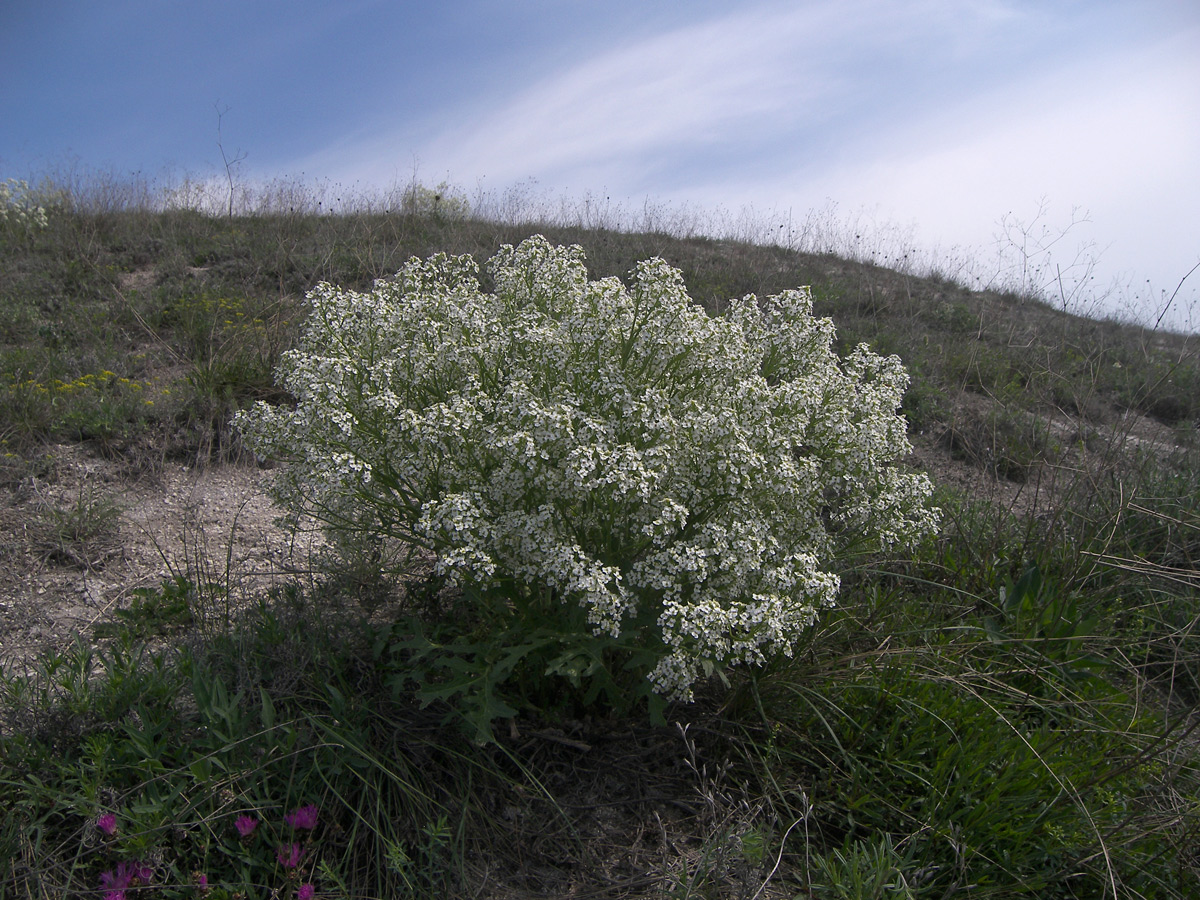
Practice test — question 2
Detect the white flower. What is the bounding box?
[0,179,53,234]
[236,236,939,701]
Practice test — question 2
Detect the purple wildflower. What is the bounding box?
[277,842,305,869]
[196,872,210,891]
[100,863,132,890]
[283,804,319,830]
[100,860,151,900]
[234,814,258,837]
[96,812,118,836]
[297,884,316,900]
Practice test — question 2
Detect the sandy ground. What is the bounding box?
[0,445,321,671]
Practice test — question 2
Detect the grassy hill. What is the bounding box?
[1,180,1198,898]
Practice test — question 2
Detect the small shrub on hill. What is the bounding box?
[0,179,57,240]
[237,236,938,732]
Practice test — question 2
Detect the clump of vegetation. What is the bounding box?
[236,237,938,735]
[0,178,58,238]
[30,479,123,569]
[0,172,1197,897]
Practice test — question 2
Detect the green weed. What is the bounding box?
[31,480,123,569]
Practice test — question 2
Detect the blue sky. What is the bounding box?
[4,0,1198,327]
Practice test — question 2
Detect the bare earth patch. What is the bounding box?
[0,445,319,671]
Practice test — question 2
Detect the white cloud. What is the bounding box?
[307,0,1039,190]
[779,29,1200,292]
[415,5,834,187]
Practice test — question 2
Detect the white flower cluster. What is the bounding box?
[236,236,939,700]
[0,179,51,234]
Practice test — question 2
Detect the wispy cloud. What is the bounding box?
[763,28,1200,288]
[304,0,1047,191]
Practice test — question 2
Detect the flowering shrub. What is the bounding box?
[0,178,52,236]
[236,236,937,703]
[399,180,470,220]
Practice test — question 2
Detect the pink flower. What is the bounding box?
[100,863,132,890]
[277,842,304,869]
[283,804,319,830]
[297,885,316,900]
[235,814,258,837]
[96,812,118,835]
[196,873,210,891]
[100,860,151,899]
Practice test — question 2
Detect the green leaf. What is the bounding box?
[258,686,275,730]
